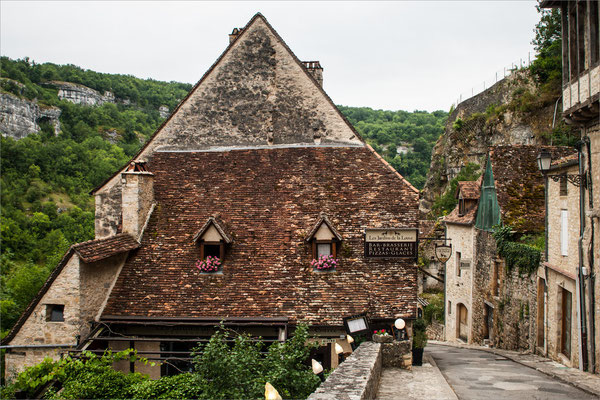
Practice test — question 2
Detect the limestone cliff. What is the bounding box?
[420,70,560,216]
[46,81,116,106]
[0,92,61,139]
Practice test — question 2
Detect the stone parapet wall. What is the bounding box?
[308,342,382,400]
[427,320,445,341]
[381,340,412,369]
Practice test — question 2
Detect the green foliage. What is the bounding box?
[193,324,319,399]
[412,319,428,349]
[431,163,481,217]
[492,225,541,275]
[2,326,319,400]
[529,6,562,94]
[422,291,444,325]
[338,106,448,189]
[1,350,149,399]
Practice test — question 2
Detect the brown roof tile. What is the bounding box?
[101,146,419,325]
[73,234,139,263]
[457,181,481,200]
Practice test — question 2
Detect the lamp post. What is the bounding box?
[311,359,325,382]
[394,318,406,341]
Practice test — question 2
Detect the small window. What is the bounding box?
[317,243,332,257]
[456,252,462,277]
[492,261,500,296]
[561,210,569,256]
[46,304,64,322]
[448,301,452,315]
[203,244,221,259]
[560,176,568,196]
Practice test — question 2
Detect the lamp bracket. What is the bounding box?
[547,173,587,188]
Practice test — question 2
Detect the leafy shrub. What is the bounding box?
[412,319,428,349]
[492,225,541,275]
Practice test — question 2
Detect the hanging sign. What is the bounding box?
[435,244,452,263]
[364,228,418,258]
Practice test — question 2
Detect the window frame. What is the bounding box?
[46,304,65,322]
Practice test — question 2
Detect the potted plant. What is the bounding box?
[411,318,428,366]
[372,329,393,343]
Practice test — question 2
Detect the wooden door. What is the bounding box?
[458,304,468,341]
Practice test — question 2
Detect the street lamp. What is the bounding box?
[347,334,356,351]
[537,150,552,173]
[311,359,325,382]
[394,318,406,340]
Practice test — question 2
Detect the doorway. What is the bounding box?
[483,304,493,341]
[457,303,468,341]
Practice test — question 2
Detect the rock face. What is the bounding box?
[48,81,115,106]
[0,92,61,139]
[158,105,169,119]
[420,70,555,216]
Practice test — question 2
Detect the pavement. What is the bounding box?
[430,340,600,397]
[427,343,596,399]
[375,353,457,400]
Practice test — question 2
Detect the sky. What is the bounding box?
[1,1,541,112]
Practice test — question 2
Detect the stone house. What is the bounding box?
[444,145,574,350]
[540,0,599,374]
[537,154,582,369]
[1,14,419,378]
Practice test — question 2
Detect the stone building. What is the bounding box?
[1,14,419,378]
[541,0,599,374]
[537,154,582,369]
[444,145,574,350]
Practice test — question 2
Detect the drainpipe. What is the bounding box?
[577,140,588,371]
[583,135,595,373]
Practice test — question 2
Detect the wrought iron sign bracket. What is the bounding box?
[547,173,587,188]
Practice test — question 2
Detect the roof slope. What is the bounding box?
[73,233,139,263]
[92,13,363,195]
[102,146,419,325]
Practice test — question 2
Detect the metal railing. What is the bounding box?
[451,52,535,110]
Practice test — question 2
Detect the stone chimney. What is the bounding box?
[229,27,243,43]
[302,61,323,87]
[121,161,154,239]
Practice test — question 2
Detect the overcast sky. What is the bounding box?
[1,1,540,112]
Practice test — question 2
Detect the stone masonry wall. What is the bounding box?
[5,255,81,376]
[308,342,382,400]
[472,230,537,351]
[80,253,128,337]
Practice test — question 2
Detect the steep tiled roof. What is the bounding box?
[551,152,578,168]
[444,206,478,226]
[489,145,576,233]
[457,180,481,200]
[102,146,419,325]
[73,234,139,263]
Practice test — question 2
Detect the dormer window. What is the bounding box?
[193,217,232,273]
[306,215,342,271]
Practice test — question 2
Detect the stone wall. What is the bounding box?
[381,340,412,369]
[426,320,445,341]
[80,253,128,337]
[472,230,537,351]
[4,254,81,376]
[0,92,61,139]
[308,342,382,400]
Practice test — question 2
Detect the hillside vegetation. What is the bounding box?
[0,57,446,336]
